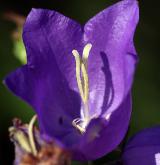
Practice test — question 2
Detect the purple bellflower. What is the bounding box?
[4,0,139,160]
[122,126,160,165]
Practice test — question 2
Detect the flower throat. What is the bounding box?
[72,43,92,134]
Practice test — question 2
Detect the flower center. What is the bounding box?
[72,43,92,134]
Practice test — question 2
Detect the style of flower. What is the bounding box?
[4,0,139,160]
[122,126,160,165]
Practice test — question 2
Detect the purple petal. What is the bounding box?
[5,9,83,142]
[84,0,139,117]
[23,8,83,89]
[122,126,160,165]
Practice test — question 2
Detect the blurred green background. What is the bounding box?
[0,0,160,164]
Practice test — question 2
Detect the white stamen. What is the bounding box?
[28,115,37,156]
[72,50,85,103]
[72,43,92,133]
[9,127,32,153]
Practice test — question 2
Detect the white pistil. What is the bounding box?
[72,43,92,134]
[28,115,37,156]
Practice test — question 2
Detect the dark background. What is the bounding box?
[0,0,160,164]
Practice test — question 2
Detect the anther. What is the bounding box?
[72,50,85,103]
[9,127,32,153]
[72,43,92,104]
[82,43,92,68]
[72,43,92,133]
[81,63,89,103]
[28,115,37,156]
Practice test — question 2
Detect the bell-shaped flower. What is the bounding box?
[4,0,139,160]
